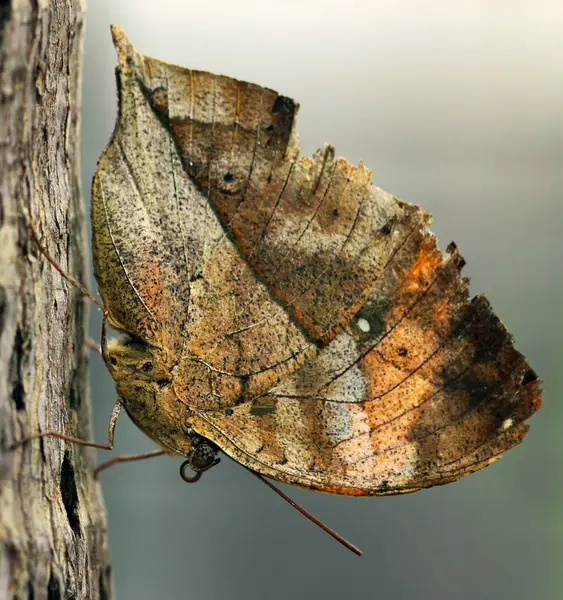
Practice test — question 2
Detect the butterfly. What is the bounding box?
[25,26,541,554]
[91,25,542,494]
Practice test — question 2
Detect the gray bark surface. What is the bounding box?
[0,1,112,598]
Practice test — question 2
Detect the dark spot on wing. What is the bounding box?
[251,403,277,416]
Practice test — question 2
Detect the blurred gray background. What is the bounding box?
[82,2,562,599]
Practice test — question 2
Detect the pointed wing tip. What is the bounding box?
[110,25,137,69]
[110,24,125,46]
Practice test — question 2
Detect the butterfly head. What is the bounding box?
[104,335,199,456]
[105,336,172,405]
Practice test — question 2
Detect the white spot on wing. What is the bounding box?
[357,318,370,333]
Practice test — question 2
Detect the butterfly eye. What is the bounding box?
[141,361,153,372]
[109,356,117,366]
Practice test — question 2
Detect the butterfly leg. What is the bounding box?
[94,449,165,478]
[85,336,102,356]
[30,219,108,361]
[11,399,122,452]
[28,222,103,310]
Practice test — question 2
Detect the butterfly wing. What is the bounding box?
[91,33,199,351]
[100,28,541,492]
[188,244,541,494]
[136,38,424,349]
[94,28,426,392]
[93,29,332,391]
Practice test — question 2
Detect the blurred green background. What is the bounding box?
[82,2,562,599]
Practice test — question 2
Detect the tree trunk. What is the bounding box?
[0,1,112,598]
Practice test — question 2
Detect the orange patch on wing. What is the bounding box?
[354,238,459,479]
[139,257,164,313]
[402,238,443,294]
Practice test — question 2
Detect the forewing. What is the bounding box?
[133,32,422,348]
[99,28,425,392]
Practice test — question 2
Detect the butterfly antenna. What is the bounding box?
[249,469,363,557]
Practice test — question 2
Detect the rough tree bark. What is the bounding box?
[0,1,112,598]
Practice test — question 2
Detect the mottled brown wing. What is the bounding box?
[99,28,541,493]
[91,33,200,352]
[92,28,332,388]
[128,31,424,351]
[188,238,541,494]
[95,28,422,389]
